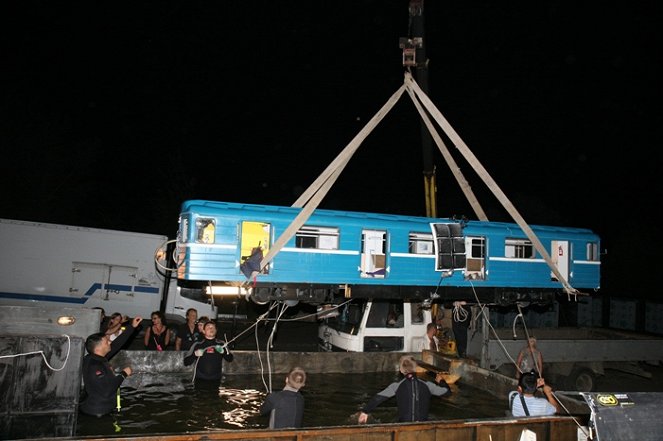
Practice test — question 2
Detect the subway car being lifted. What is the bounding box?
[175,200,600,306]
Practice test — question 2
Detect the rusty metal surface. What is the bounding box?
[42,416,582,441]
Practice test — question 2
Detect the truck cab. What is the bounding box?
[318,299,431,352]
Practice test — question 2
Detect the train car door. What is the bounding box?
[550,240,569,282]
[360,229,386,278]
[240,221,271,275]
[431,223,466,273]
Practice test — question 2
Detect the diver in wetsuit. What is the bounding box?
[183,320,233,385]
[358,355,450,423]
[80,316,143,416]
[260,366,306,428]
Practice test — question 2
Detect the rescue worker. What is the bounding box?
[260,366,307,428]
[358,355,450,423]
[183,320,233,386]
[80,315,143,416]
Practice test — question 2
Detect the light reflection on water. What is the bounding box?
[76,372,505,437]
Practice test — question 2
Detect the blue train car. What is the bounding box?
[176,200,600,305]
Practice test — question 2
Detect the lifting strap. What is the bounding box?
[404,85,487,221]
[403,72,578,297]
[252,84,407,278]
[248,72,580,298]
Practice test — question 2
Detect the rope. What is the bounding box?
[0,334,71,371]
[452,301,469,323]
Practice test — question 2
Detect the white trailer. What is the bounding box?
[0,218,216,322]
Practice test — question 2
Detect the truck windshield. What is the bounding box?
[324,300,365,335]
[367,300,404,328]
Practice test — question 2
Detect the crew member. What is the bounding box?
[358,355,450,423]
[260,366,307,428]
[183,321,233,385]
[80,316,143,416]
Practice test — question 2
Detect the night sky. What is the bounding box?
[3,2,662,299]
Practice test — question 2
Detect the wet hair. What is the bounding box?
[399,355,418,374]
[287,367,306,389]
[519,371,538,394]
[85,332,106,354]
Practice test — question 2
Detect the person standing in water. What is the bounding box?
[80,316,143,416]
[183,320,233,386]
[260,367,307,428]
[358,355,450,423]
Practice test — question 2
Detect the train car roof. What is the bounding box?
[180,200,597,236]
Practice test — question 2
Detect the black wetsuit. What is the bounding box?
[260,387,305,428]
[79,323,136,416]
[362,373,449,422]
[183,337,233,382]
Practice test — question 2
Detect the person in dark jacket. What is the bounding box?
[358,355,450,423]
[183,320,233,386]
[80,315,143,416]
[260,366,306,428]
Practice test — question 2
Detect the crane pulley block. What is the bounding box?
[399,37,422,67]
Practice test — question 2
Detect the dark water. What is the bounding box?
[76,372,506,436]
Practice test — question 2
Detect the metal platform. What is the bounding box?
[581,392,663,441]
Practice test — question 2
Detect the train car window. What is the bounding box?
[469,237,485,258]
[409,232,434,254]
[505,238,535,259]
[466,236,486,279]
[587,242,599,261]
[295,225,339,250]
[195,218,216,244]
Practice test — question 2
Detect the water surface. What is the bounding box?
[76,372,506,436]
